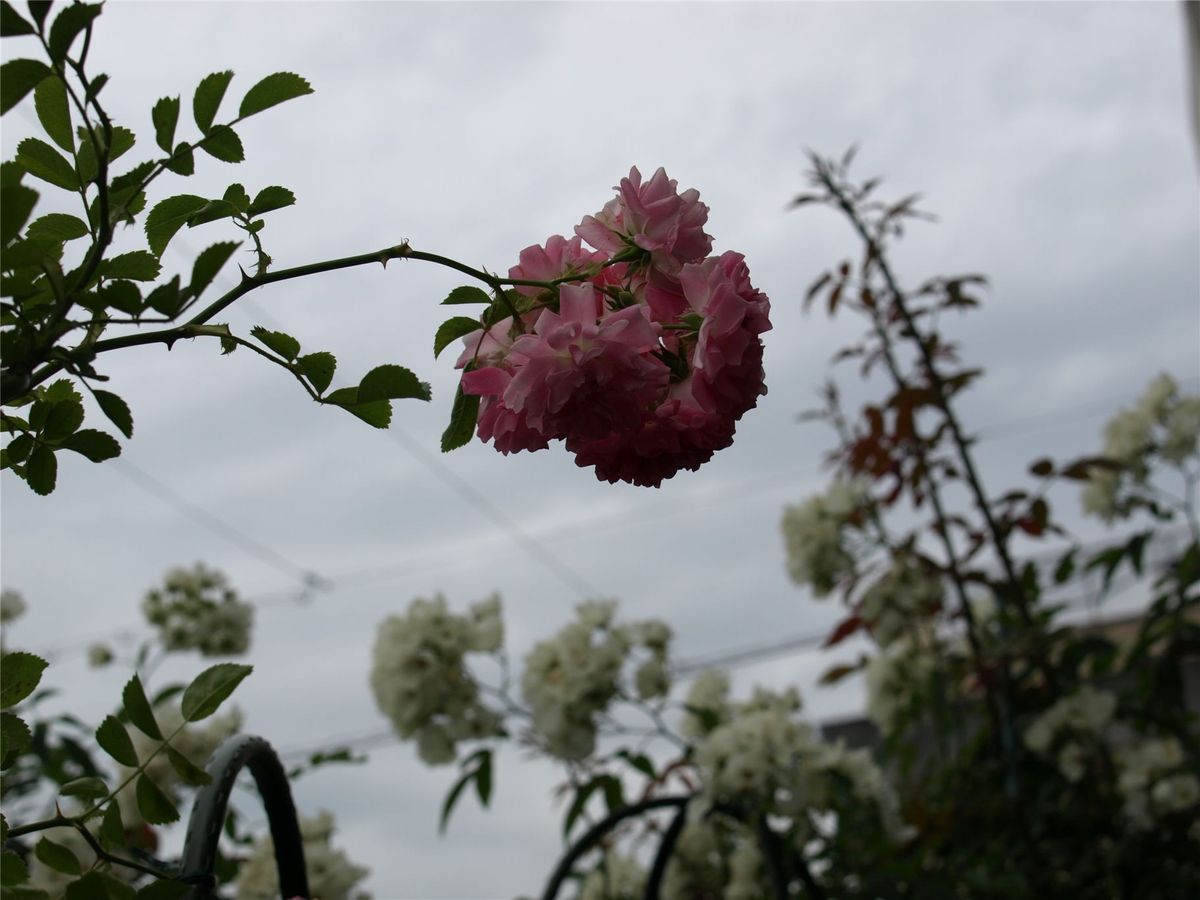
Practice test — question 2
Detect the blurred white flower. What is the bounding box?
[142,564,253,656]
[236,810,371,900]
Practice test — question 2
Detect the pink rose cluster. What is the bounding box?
[455,167,771,488]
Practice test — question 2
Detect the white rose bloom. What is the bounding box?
[236,810,370,900]
[142,564,254,656]
[859,557,944,647]
[726,838,765,900]
[681,669,732,740]
[1162,396,1200,463]
[780,479,867,597]
[1116,736,1190,829]
[577,854,645,900]
[0,589,26,623]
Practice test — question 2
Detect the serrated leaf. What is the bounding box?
[200,125,243,163]
[164,142,194,176]
[98,280,142,315]
[58,429,120,461]
[188,241,238,299]
[222,182,249,211]
[441,383,480,453]
[1,182,38,245]
[103,251,161,282]
[34,838,80,876]
[0,654,48,708]
[95,715,137,766]
[181,663,252,722]
[442,285,492,306]
[324,387,392,429]
[144,194,207,257]
[5,434,34,464]
[85,73,108,104]
[358,364,430,402]
[151,95,179,154]
[122,674,161,739]
[26,213,88,242]
[58,775,109,799]
[0,58,51,115]
[1,711,31,765]
[238,71,313,119]
[33,75,72,152]
[15,136,76,190]
[145,275,182,317]
[22,444,55,494]
[434,316,481,359]
[298,351,336,394]
[1,849,28,887]
[1,2,36,36]
[192,70,233,133]
[246,185,295,217]
[249,325,300,360]
[185,198,237,227]
[41,397,83,441]
[46,1,101,64]
[92,391,133,441]
[98,801,123,852]
[67,871,129,900]
[166,745,212,786]
[135,774,179,825]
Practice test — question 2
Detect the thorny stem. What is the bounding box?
[6,815,174,882]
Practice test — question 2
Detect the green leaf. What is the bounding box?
[442,285,492,306]
[246,185,294,217]
[5,434,34,464]
[1,182,39,245]
[0,58,51,114]
[0,654,47,708]
[28,1,51,29]
[135,774,179,825]
[67,871,133,900]
[103,251,161,282]
[41,396,83,441]
[33,75,72,152]
[151,95,179,154]
[297,351,336,394]
[15,137,76,190]
[434,316,482,359]
[98,801,124,852]
[58,775,109,799]
[1,849,28,887]
[185,198,237,227]
[122,674,161,739]
[145,275,182,317]
[438,766,475,835]
[95,715,137,766]
[47,1,101,64]
[144,194,207,257]
[85,73,108,104]
[108,126,136,162]
[22,443,55,494]
[164,142,194,176]
[93,390,133,439]
[26,213,88,242]
[98,280,142,315]
[222,182,249,211]
[238,72,313,119]
[1,2,36,36]
[188,241,238,299]
[58,429,120,462]
[358,364,430,402]
[192,70,233,133]
[324,387,391,429]
[249,325,300,360]
[474,749,492,807]
[200,125,243,163]
[0,711,31,765]
[34,838,79,876]
[166,745,212,786]
[441,383,480,453]
[180,662,252,722]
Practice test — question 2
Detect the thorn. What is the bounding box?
[238,265,252,283]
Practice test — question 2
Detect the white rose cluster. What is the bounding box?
[115,703,242,826]
[693,684,903,837]
[863,633,939,735]
[1022,686,1117,782]
[0,588,26,624]
[780,479,868,597]
[858,556,944,647]
[370,593,504,765]
[142,563,254,656]
[1115,736,1200,829]
[1082,373,1200,521]
[521,600,672,760]
[577,853,646,900]
[236,809,371,900]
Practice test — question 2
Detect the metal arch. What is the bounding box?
[178,734,309,900]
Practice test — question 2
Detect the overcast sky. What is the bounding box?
[2,2,1198,897]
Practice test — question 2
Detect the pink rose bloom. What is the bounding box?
[508,235,618,297]
[460,284,669,450]
[576,167,713,276]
